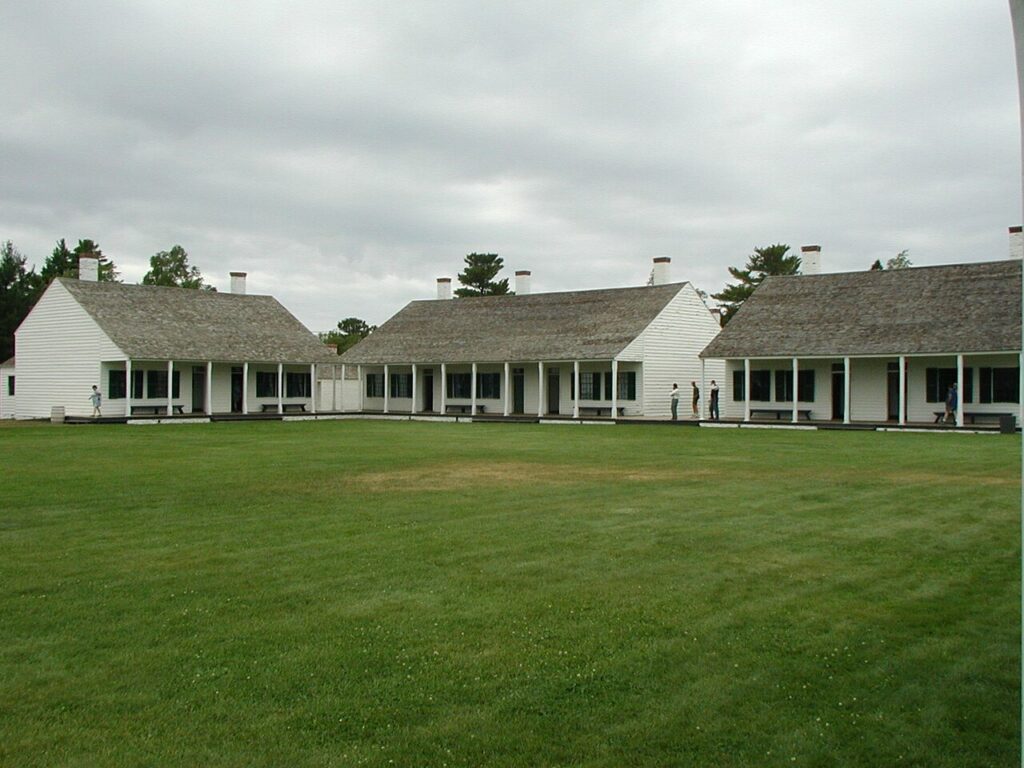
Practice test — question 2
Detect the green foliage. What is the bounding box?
[319,317,376,354]
[142,245,213,290]
[0,241,43,361]
[454,252,510,297]
[0,422,1017,766]
[869,251,912,272]
[712,243,800,324]
[40,238,120,283]
[886,249,912,270]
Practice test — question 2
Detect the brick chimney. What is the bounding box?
[78,254,99,282]
[230,272,247,295]
[1009,226,1023,260]
[800,245,821,275]
[651,257,671,285]
[436,277,452,300]
[515,270,531,295]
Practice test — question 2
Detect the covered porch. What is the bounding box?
[717,352,1023,428]
[325,359,644,419]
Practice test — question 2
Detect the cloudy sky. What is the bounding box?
[1,1,1021,330]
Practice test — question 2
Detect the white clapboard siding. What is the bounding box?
[620,284,725,419]
[0,359,15,419]
[15,281,126,419]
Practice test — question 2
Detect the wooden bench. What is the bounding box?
[750,408,811,421]
[131,404,184,415]
[261,403,308,413]
[445,404,485,414]
[935,411,1015,425]
[579,406,625,417]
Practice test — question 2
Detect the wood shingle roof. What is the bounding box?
[701,260,1022,359]
[59,278,335,363]
[340,282,688,365]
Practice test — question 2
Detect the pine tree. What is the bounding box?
[712,244,800,324]
[454,253,510,297]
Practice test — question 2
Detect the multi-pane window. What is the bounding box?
[773,370,815,402]
[365,373,384,398]
[616,371,636,400]
[925,368,973,403]
[146,370,180,399]
[476,373,500,399]
[580,372,601,400]
[979,367,1020,403]
[389,373,412,398]
[733,369,770,401]
[798,370,815,402]
[257,371,278,397]
[108,370,126,399]
[6,375,14,397]
[446,373,472,398]
[286,372,311,398]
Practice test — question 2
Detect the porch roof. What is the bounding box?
[59,278,336,364]
[339,282,687,365]
[701,260,1022,359]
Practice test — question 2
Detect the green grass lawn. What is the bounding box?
[0,420,1019,767]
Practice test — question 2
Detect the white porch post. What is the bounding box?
[167,360,174,416]
[573,360,580,419]
[611,359,619,420]
[743,358,751,422]
[898,355,906,426]
[277,363,283,414]
[537,362,544,416]
[471,363,478,416]
[440,363,447,414]
[125,359,133,416]
[791,358,799,423]
[310,364,317,414]
[337,364,342,412]
[243,362,249,414]
[205,361,213,416]
[357,365,363,412]
[956,354,965,428]
[700,358,706,420]
[503,362,510,416]
[843,356,851,425]
[383,364,390,414]
[411,364,418,414]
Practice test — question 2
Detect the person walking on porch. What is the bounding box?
[691,381,700,418]
[709,379,719,421]
[944,382,958,423]
[669,383,680,420]
[89,385,102,417]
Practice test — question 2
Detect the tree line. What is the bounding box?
[0,239,217,362]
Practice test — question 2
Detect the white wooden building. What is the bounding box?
[13,259,335,420]
[334,259,725,419]
[0,357,15,419]
[700,258,1022,427]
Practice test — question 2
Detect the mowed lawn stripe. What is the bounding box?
[0,421,1018,767]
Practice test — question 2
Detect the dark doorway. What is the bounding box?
[231,366,243,413]
[423,371,434,412]
[192,366,206,413]
[886,362,900,421]
[547,368,560,415]
[512,368,525,414]
[831,363,845,420]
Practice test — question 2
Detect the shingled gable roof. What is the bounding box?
[57,278,335,363]
[701,259,1022,359]
[340,282,689,365]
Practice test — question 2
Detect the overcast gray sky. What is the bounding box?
[1,1,1020,330]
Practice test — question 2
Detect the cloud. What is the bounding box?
[1,1,1019,330]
